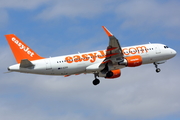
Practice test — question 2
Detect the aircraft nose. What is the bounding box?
[171,49,177,57]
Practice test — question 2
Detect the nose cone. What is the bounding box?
[171,49,177,57]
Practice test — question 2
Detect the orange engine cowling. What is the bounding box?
[105,69,121,79]
[125,55,142,67]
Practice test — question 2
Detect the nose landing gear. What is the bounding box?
[154,62,161,73]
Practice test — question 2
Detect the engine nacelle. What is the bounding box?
[105,69,121,79]
[125,55,142,67]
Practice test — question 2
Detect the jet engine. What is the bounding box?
[125,55,142,67]
[105,69,121,79]
[119,55,142,67]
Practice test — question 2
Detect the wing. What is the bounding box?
[86,26,124,74]
[102,26,124,63]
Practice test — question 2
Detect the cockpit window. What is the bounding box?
[164,46,169,48]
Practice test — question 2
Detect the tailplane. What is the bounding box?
[5,34,44,63]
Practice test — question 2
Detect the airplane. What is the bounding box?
[5,26,176,85]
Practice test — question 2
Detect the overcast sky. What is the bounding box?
[0,0,180,120]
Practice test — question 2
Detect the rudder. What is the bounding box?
[5,34,44,63]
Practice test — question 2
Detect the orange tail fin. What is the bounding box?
[5,34,44,63]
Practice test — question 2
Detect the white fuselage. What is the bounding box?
[8,43,176,77]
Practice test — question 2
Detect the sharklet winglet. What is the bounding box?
[102,26,113,37]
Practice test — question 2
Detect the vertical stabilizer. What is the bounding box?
[5,34,44,63]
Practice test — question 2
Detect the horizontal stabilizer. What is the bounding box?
[20,59,34,68]
[4,71,12,74]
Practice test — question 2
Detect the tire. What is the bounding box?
[156,68,161,73]
[92,79,100,85]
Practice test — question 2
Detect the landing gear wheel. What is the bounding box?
[156,68,161,73]
[154,62,161,73]
[92,79,100,86]
[93,72,100,85]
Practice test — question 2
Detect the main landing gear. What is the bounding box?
[154,62,161,73]
[93,72,100,85]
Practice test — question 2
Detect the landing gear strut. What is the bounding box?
[93,72,100,85]
[154,62,161,73]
